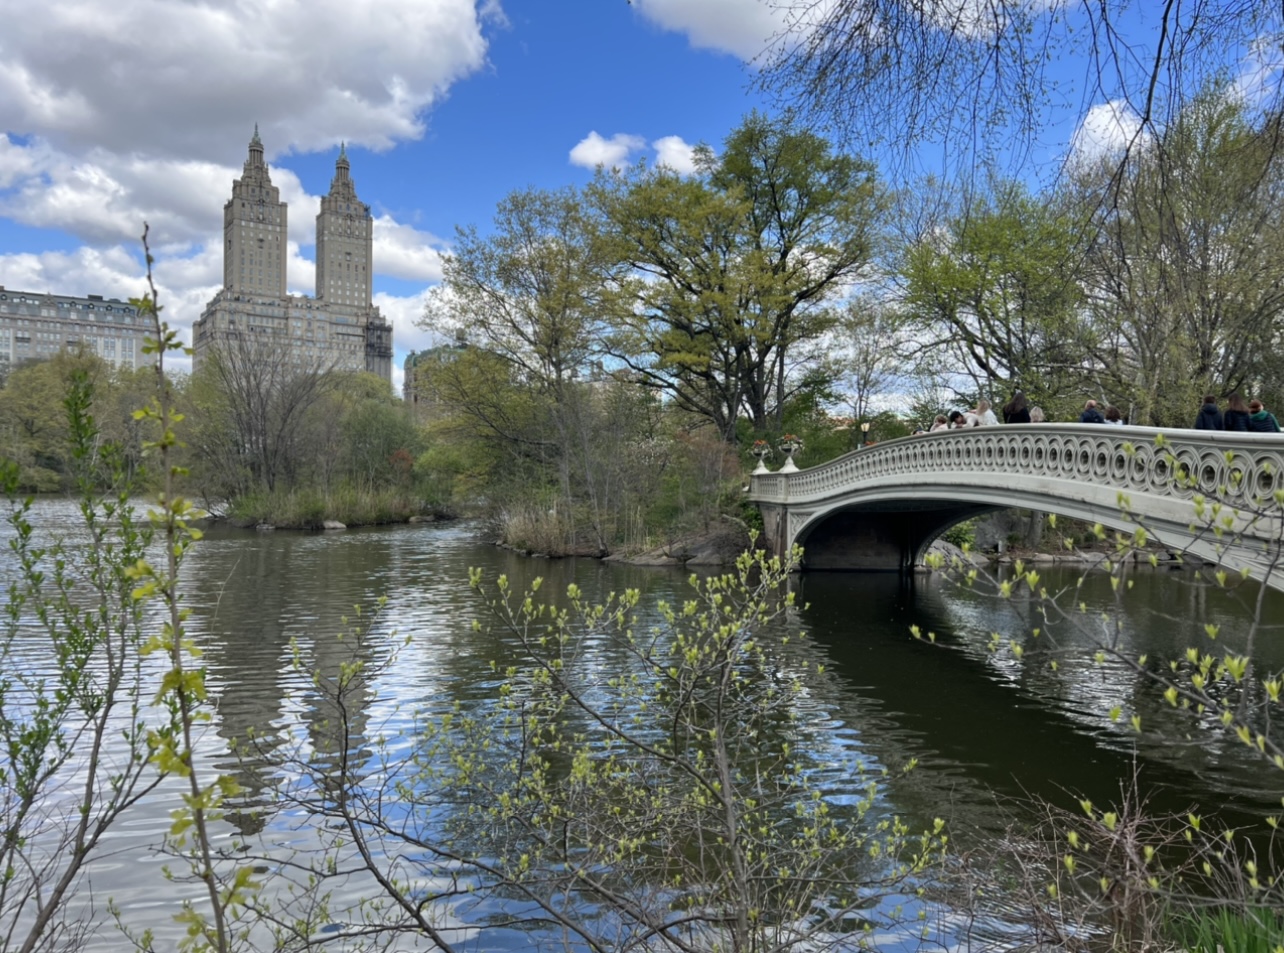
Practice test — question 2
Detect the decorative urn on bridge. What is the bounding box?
[777,434,803,473]
[750,439,772,474]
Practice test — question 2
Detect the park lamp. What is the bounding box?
[860,421,871,447]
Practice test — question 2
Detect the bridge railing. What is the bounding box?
[747,424,1284,508]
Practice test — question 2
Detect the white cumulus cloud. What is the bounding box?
[1068,100,1146,166]
[651,135,699,173]
[0,0,497,159]
[631,0,783,61]
[373,216,447,282]
[569,132,646,171]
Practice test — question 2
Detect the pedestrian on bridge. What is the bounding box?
[1002,391,1031,424]
[1193,396,1224,430]
[1223,393,1251,432]
[1079,400,1106,424]
[1248,400,1281,432]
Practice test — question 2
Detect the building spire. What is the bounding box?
[331,141,352,189]
[251,123,261,146]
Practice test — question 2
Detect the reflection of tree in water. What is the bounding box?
[796,568,1284,840]
[181,528,395,835]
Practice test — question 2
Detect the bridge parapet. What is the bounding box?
[748,424,1284,585]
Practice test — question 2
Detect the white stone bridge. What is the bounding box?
[748,425,1284,588]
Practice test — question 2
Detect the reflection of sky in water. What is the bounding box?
[4,499,1284,949]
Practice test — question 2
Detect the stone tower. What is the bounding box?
[315,143,373,308]
[223,125,288,297]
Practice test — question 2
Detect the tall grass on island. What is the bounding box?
[227,485,446,529]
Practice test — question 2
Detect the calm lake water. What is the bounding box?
[5,499,1284,949]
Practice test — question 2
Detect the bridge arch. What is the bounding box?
[748,425,1284,587]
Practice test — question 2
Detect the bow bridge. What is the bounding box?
[748,425,1284,587]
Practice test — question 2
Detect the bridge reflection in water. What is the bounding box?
[748,424,1284,589]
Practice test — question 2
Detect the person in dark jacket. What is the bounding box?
[1079,400,1105,424]
[1002,390,1031,424]
[1223,392,1251,432]
[1248,399,1281,432]
[1193,396,1223,430]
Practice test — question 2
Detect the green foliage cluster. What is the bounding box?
[181,354,437,524]
[0,349,156,492]
[896,87,1284,425]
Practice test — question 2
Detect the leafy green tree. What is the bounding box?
[340,397,423,492]
[419,186,729,553]
[422,185,618,393]
[0,350,114,488]
[1077,84,1284,425]
[593,112,888,441]
[899,180,1087,408]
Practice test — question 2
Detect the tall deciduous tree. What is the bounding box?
[593,112,887,441]
[422,186,618,395]
[836,295,903,426]
[899,181,1087,408]
[1078,84,1284,425]
[186,333,336,498]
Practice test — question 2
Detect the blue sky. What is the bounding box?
[0,0,1266,393]
[0,0,800,390]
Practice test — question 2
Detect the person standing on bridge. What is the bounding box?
[975,399,1000,426]
[1223,393,1251,432]
[1002,391,1031,424]
[1248,399,1281,432]
[1193,396,1223,430]
[1079,400,1106,424]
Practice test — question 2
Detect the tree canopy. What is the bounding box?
[592,111,888,440]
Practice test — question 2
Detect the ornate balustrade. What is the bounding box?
[748,424,1284,584]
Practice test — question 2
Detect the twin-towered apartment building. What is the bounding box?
[192,128,393,381]
[0,129,392,383]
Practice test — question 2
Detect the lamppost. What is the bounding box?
[860,421,871,448]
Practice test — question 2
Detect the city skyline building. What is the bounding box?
[193,129,393,383]
[0,286,150,376]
